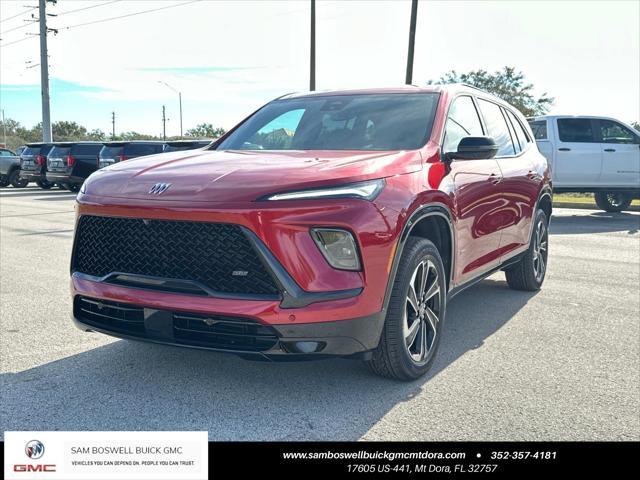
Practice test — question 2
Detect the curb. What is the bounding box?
[553,201,640,211]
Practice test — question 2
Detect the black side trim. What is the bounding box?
[240,227,363,308]
[446,252,525,300]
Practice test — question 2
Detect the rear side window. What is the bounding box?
[557,119,595,143]
[477,99,516,156]
[125,144,164,156]
[72,144,103,155]
[528,120,547,140]
[598,120,638,144]
[505,110,530,152]
[0,149,14,157]
[442,96,484,153]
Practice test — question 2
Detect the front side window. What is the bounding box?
[557,118,595,143]
[477,99,516,156]
[599,120,638,144]
[217,93,439,151]
[442,96,484,153]
[528,120,547,140]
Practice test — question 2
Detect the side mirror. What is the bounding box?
[445,136,498,161]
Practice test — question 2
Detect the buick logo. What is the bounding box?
[148,183,171,195]
[25,440,45,459]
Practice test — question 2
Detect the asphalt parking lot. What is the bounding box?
[1,186,638,441]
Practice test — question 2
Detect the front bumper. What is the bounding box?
[72,295,385,359]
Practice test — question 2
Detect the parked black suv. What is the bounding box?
[98,141,165,169]
[19,143,55,189]
[163,140,212,152]
[45,142,104,192]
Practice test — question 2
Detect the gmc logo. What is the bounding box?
[13,464,57,472]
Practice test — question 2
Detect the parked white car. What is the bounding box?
[527,115,640,212]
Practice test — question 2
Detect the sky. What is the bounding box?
[1,0,639,137]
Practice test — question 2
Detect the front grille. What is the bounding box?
[74,296,280,352]
[72,216,279,296]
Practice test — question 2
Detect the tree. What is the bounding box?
[631,121,640,132]
[52,121,87,141]
[185,123,226,139]
[429,66,554,117]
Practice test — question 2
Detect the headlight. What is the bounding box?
[264,179,385,201]
[311,228,361,271]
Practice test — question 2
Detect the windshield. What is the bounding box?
[217,93,439,151]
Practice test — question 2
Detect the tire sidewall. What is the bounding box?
[385,238,447,380]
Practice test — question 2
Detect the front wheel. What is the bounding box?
[9,169,28,188]
[505,209,549,291]
[594,191,632,213]
[0,175,9,187]
[367,237,447,381]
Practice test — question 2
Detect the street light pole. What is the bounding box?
[158,81,183,139]
[310,0,316,91]
[405,0,418,85]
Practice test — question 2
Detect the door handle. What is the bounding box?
[558,147,571,151]
[488,173,503,184]
[604,148,616,152]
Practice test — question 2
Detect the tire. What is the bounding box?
[0,175,9,187]
[505,209,549,291]
[57,183,68,190]
[9,169,28,188]
[67,183,81,193]
[367,237,447,381]
[594,191,632,213]
[36,179,54,190]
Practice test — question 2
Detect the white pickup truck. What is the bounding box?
[527,115,640,212]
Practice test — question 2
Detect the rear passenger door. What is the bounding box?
[554,118,601,186]
[596,119,640,187]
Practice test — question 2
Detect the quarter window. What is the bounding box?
[506,110,530,152]
[599,120,638,144]
[442,96,484,153]
[557,119,596,143]
[477,99,516,156]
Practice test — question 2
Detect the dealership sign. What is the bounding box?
[4,431,207,480]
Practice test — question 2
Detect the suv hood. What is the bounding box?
[81,149,422,203]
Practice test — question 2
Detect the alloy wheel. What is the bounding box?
[403,259,441,364]
[532,219,548,282]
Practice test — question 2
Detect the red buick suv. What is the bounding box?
[71,85,551,380]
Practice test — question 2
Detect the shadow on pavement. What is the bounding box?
[0,278,536,440]
[551,211,639,235]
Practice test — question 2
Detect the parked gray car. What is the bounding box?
[0,147,29,188]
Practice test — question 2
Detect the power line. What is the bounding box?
[54,0,122,18]
[0,6,37,24]
[1,18,37,36]
[57,0,202,31]
[0,35,35,47]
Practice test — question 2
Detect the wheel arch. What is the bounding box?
[382,203,455,312]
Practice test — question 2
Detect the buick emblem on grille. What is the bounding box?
[148,183,171,195]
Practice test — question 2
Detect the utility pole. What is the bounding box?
[405,0,418,85]
[39,0,52,142]
[310,0,315,91]
[1,109,6,147]
[111,112,116,139]
[161,105,166,141]
[158,81,182,139]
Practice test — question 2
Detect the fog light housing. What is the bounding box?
[311,228,361,271]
